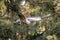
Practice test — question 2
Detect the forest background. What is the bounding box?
[0,0,60,40]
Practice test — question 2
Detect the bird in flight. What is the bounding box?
[15,14,51,24]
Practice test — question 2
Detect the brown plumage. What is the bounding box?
[4,0,26,23]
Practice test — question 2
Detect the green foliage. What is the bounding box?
[0,0,60,40]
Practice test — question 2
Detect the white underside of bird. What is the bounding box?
[16,17,41,24]
[15,14,51,24]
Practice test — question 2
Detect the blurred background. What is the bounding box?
[0,0,60,40]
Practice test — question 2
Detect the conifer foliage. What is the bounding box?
[0,0,60,40]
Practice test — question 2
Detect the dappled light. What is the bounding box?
[0,0,60,40]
